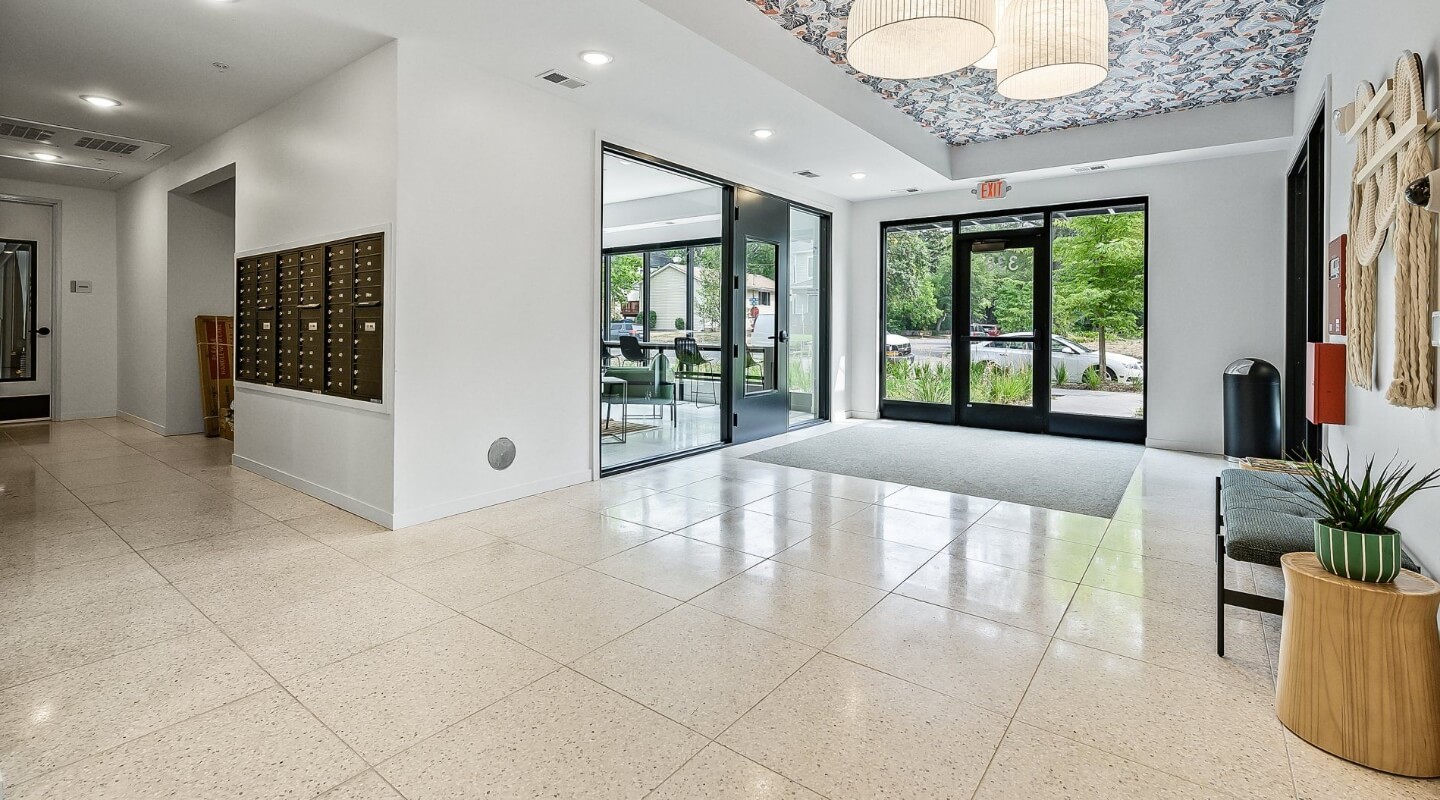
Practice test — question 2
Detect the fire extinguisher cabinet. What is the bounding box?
[1223,358,1283,461]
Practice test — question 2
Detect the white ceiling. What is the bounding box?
[602,155,714,204]
[0,0,388,188]
[0,0,1300,200]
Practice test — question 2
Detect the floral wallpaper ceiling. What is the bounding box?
[744,0,1327,145]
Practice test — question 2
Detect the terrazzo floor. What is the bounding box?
[0,417,1435,799]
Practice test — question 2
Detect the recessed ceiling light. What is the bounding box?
[752,129,774,140]
[80,94,122,108]
[580,51,613,66]
[30,152,61,162]
[851,172,868,180]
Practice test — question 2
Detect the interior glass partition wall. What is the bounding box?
[787,207,823,425]
[599,148,831,472]
[600,153,725,470]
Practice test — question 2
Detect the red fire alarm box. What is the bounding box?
[1307,342,1346,425]
[1327,235,1347,335]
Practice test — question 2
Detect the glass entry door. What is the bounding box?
[881,202,1147,444]
[959,235,1047,433]
[730,188,790,443]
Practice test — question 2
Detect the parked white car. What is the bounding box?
[971,333,1143,382]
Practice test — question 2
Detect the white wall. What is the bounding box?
[390,42,851,527]
[165,181,236,434]
[116,43,398,521]
[847,151,1290,453]
[1294,0,1440,573]
[0,178,118,420]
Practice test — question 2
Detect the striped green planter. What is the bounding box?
[1313,521,1403,583]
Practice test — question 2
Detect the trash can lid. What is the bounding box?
[1225,358,1279,378]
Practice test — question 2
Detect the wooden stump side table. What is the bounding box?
[1276,552,1440,777]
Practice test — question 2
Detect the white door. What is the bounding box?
[0,200,54,420]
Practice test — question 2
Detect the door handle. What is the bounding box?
[775,330,789,343]
[35,327,50,336]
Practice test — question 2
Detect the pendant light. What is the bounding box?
[847,0,996,80]
[973,0,1008,70]
[996,0,1109,100]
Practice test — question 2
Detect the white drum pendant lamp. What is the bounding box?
[997,0,1109,100]
[974,0,1008,70]
[847,0,996,79]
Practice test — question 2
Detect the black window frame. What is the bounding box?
[879,197,1150,445]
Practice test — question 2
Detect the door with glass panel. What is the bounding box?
[959,233,1047,433]
[881,202,1147,444]
[730,188,789,442]
[0,199,54,421]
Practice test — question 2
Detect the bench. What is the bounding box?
[1214,468,1419,656]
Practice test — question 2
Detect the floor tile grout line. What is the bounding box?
[969,622,1075,797]
[3,683,281,796]
[119,531,449,792]
[966,580,1260,800]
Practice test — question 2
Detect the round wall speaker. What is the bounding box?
[487,438,516,470]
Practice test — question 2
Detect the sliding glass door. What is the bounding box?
[599,147,830,473]
[881,200,1147,444]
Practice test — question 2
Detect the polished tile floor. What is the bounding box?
[1,417,1436,799]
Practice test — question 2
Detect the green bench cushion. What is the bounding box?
[1220,469,1417,570]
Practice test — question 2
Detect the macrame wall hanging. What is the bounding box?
[1387,53,1435,408]
[1340,51,1439,406]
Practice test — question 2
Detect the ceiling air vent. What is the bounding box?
[890,187,921,194]
[74,136,141,156]
[536,70,587,89]
[0,122,56,144]
[794,170,821,179]
[1071,164,1107,173]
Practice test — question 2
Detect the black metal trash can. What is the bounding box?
[1223,358,1282,461]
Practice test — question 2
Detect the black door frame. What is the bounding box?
[1283,106,1327,457]
[879,197,1149,445]
[599,144,833,476]
[730,187,791,443]
[956,229,1050,434]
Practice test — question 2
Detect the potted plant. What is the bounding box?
[1297,452,1440,583]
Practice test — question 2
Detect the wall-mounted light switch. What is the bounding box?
[70,280,93,294]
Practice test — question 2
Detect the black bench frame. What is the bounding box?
[1214,475,1285,657]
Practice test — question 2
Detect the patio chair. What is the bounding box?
[619,335,649,366]
[674,336,719,406]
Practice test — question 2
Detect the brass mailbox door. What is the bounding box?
[253,311,277,384]
[352,307,382,400]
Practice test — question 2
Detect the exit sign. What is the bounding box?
[976,179,1009,200]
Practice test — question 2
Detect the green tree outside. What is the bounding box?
[607,253,641,320]
[1051,211,1145,376]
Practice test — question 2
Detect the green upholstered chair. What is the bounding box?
[600,353,676,427]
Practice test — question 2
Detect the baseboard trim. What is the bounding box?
[117,411,167,435]
[232,454,394,529]
[391,469,594,530]
[60,410,121,422]
[847,410,881,420]
[1144,436,1217,455]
